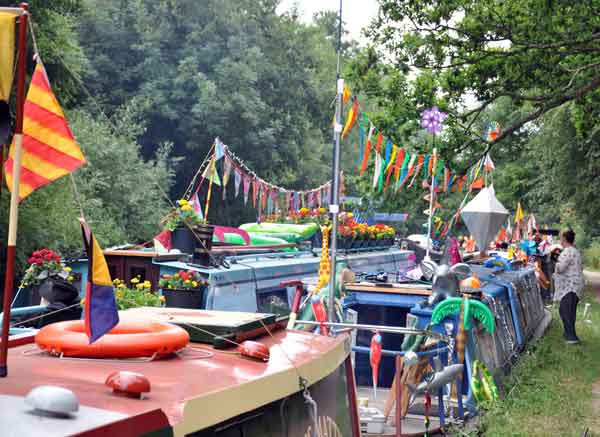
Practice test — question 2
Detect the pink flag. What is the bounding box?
[190,192,204,220]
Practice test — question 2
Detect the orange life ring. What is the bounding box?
[35,319,190,358]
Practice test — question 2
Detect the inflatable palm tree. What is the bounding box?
[431,295,495,374]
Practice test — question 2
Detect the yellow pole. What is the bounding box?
[203,154,216,221]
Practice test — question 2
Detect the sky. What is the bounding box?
[277,0,380,43]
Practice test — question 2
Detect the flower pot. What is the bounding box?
[162,287,205,309]
[193,224,214,266]
[171,226,196,254]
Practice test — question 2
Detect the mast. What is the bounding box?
[0,2,28,377]
[327,0,343,325]
[424,147,437,260]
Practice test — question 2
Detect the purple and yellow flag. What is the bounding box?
[80,219,119,344]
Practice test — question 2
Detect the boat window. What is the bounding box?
[129,266,146,282]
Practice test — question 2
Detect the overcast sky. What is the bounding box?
[277,0,380,43]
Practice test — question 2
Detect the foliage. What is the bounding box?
[76,0,345,226]
[159,270,208,291]
[469,295,600,436]
[112,277,164,310]
[163,199,206,231]
[583,239,600,271]
[370,0,600,153]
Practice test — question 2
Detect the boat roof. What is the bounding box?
[2,312,349,437]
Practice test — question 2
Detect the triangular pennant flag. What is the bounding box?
[243,174,250,205]
[342,83,351,106]
[372,153,382,189]
[393,148,406,189]
[360,123,374,176]
[400,153,416,189]
[384,140,392,163]
[190,192,204,221]
[375,132,383,153]
[252,178,258,208]
[222,155,232,199]
[80,218,119,344]
[202,159,221,186]
[423,155,430,181]
[484,153,495,171]
[215,137,225,161]
[341,97,358,139]
[5,62,86,200]
[384,145,398,192]
[234,168,241,198]
[515,201,524,224]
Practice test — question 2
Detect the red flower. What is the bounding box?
[44,253,54,261]
[35,260,44,266]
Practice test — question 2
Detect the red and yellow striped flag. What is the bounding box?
[4,63,85,200]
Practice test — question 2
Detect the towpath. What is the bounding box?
[584,270,600,435]
[584,270,600,303]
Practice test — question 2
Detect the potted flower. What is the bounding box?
[23,249,79,307]
[113,278,165,310]
[337,225,354,251]
[159,270,209,309]
[162,199,213,256]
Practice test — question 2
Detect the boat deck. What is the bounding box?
[2,312,348,437]
[357,386,453,436]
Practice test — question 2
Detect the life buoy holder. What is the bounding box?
[35,319,190,359]
[470,360,499,404]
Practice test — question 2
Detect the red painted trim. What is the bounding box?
[395,355,404,437]
[3,332,36,348]
[344,355,361,437]
[0,245,18,376]
[70,408,172,437]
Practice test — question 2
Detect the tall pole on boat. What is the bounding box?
[424,147,437,261]
[0,3,28,377]
[327,0,343,325]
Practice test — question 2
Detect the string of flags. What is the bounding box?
[194,138,344,218]
[337,87,499,196]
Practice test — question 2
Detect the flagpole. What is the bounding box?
[203,154,216,221]
[327,0,343,325]
[0,2,28,378]
[425,147,437,261]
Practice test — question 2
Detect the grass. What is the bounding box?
[458,292,600,436]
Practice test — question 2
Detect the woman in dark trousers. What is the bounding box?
[554,229,585,344]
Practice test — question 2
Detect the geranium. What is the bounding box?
[159,270,208,291]
[23,248,72,286]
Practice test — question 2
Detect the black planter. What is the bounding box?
[171,226,196,254]
[162,287,205,309]
[193,224,214,266]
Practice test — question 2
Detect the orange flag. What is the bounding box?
[359,124,374,175]
[5,63,85,200]
[341,98,358,139]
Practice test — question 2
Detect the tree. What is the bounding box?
[369,0,600,156]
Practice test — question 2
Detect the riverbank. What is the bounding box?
[466,290,600,436]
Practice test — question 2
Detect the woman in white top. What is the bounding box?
[554,229,585,344]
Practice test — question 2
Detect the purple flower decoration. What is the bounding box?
[420,106,447,135]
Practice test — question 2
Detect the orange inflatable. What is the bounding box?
[35,319,190,359]
[461,275,482,290]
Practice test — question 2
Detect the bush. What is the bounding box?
[583,238,600,271]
